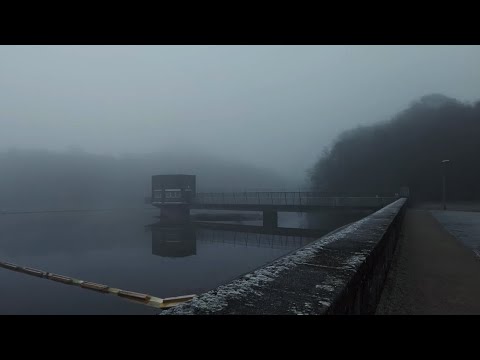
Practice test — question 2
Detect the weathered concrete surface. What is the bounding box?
[160,198,407,315]
[263,210,278,228]
[376,210,480,315]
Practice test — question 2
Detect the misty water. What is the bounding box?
[0,209,369,314]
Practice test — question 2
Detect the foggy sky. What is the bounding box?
[1,45,479,182]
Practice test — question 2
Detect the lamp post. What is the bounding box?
[441,159,450,210]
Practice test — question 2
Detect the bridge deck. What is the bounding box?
[190,192,397,211]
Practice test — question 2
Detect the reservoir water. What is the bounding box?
[0,208,369,314]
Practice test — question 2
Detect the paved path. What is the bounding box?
[376,209,480,314]
[430,210,480,258]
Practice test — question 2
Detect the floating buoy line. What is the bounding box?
[0,260,195,310]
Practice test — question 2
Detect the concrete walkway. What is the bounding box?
[376,209,480,314]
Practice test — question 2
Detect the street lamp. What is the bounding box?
[441,159,450,210]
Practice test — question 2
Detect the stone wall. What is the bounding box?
[161,198,407,315]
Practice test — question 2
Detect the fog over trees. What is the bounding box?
[0,150,293,210]
[309,94,480,203]
[3,93,480,211]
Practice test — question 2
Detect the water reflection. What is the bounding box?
[150,224,197,258]
[147,221,322,258]
[0,209,370,314]
[196,228,313,250]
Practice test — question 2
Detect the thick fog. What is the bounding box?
[2,46,480,180]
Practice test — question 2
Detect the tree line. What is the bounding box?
[308,94,480,203]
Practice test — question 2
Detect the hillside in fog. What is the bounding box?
[0,150,294,210]
[309,94,480,203]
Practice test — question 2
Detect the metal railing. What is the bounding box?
[193,192,397,208]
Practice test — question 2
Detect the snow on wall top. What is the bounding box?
[161,198,406,315]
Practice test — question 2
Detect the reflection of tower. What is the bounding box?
[150,224,197,258]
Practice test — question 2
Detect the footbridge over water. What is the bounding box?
[146,174,400,228]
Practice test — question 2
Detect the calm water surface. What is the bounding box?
[0,209,366,314]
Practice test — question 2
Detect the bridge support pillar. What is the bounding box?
[263,211,278,228]
[160,205,190,225]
